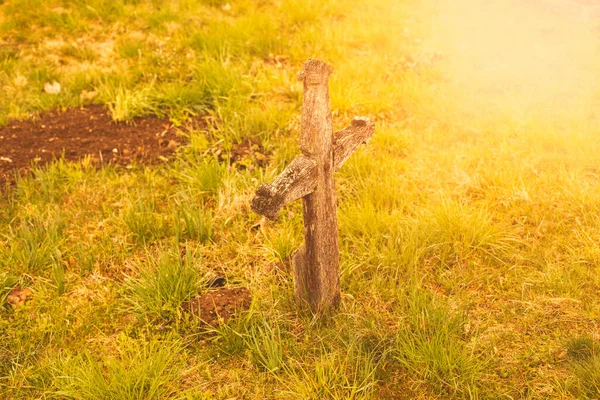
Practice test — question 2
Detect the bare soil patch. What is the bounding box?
[183,287,252,326]
[0,105,183,184]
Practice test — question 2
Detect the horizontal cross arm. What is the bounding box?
[250,155,317,220]
[333,117,375,171]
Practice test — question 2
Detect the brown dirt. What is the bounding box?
[183,287,252,326]
[0,105,183,184]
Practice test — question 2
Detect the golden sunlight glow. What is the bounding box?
[429,0,600,122]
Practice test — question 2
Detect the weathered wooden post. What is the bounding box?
[251,59,374,313]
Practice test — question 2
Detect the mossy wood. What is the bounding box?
[251,59,374,313]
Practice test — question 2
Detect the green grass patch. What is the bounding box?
[393,291,487,397]
[567,337,600,398]
[51,335,186,400]
[124,246,206,319]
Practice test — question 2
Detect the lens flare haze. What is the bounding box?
[428,0,600,124]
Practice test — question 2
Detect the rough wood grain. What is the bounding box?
[250,114,373,221]
[249,58,374,314]
[250,156,317,220]
[333,117,375,171]
[294,58,340,313]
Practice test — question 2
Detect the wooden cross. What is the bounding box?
[251,59,375,313]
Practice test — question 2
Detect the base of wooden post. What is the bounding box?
[292,246,341,313]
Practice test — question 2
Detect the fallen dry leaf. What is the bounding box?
[44,81,61,95]
[6,286,33,307]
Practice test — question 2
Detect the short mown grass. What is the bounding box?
[1,0,600,398]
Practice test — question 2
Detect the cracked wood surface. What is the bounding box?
[250,118,374,220]
[333,117,375,171]
[250,156,317,220]
[294,58,340,312]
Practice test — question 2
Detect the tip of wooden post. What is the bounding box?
[251,183,280,221]
[298,58,333,84]
[351,116,373,128]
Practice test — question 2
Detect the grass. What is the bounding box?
[0,271,18,307]
[1,210,65,273]
[104,83,158,123]
[566,337,600,398]
[1,0,600,398]
[124,246,206,319]
[393,290,487,398]
[281,344,380,399]
[51,334,187,399]
[247,316,286,373]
